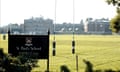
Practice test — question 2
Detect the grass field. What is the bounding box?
[0,34,120,72]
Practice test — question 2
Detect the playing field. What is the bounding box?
[0,34,120,72]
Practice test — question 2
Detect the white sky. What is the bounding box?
[0,0,117,26]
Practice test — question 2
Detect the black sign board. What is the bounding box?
[8,34,49,59]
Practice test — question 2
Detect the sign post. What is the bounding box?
[76,55,78,72]
[8,30,50,71]
[47,30,50,72]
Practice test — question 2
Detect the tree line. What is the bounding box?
[106,0,120,33]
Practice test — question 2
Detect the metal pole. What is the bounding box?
[72,0,75,54]
[47,58,49,72]
[54,0,57,40]
[47,30,50,72]
[76,55,78,72]
[52,0,57,56]
[73,0,75,40]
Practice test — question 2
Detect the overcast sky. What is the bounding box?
[0,0,117,26]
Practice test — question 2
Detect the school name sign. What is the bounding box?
[8,35,49,59]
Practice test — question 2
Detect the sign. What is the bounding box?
[8,35,49,59]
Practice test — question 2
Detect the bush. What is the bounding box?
[0,48,39,72]
[60,65,70,72]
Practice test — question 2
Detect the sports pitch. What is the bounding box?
[0,34,120,72]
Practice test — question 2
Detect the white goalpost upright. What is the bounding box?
[52,0,57,56]
[72,0,75,54]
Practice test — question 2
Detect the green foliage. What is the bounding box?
[0,48,39,72]
[83,59,93,72]
[60,65,70,72]
[106,0,120,33]
[106,0,120,6]
[110,14,120,33]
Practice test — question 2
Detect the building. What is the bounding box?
[0,17,112,35]
[85,18,112,34]
[24,17,53,35]
[54,22,84,34]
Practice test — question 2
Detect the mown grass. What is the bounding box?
[0,34,120,72]
[0,34,8,53]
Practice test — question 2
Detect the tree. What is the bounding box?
[0,48,39,72]
[106,0,120,33]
